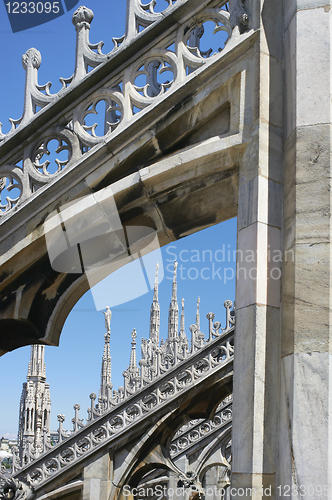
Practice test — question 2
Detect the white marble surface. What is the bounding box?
[233,304,279,474]
[284,0,330,31]
[279,353,331,497]
[236,222,281,309]
[285,6,331,138]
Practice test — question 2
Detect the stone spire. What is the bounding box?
[178,297,189,355]
[99,307,112,402]
[17,345,51,463]
[128,329,139,376]
[123,329,140,393]
[168,261,179,339]
[196,297,200,330]
[28,345,46,379]
[149,262,160,344]
[180,298,185,336]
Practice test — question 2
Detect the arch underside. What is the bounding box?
[0,59,248,354]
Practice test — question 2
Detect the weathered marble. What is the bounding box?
[0,14,251,350]
[279,353,331,496]
[83,454,110,500]
[0,0,331,497]
[278,1,332,498]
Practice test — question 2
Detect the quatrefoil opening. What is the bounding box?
[32,137,71,176]
[82,97,123,138]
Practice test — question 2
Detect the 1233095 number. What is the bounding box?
[5,2,60,14]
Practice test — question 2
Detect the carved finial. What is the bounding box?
[189,324,198,334]
[57,414,65,423]
[206,312,215,321]
[72,5,94,28]
[126,328,140,385]
[22,48,41,70]
[71,5,105,84]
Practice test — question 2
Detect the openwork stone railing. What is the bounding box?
[170,395,232,458]
[4,315,233,488]
[0,0,249,218]
[7,292,233,466]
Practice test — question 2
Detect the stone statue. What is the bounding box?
[147,338,152,360]
[103,306,112,332]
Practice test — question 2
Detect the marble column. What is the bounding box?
[232,0,283,497]
[232,0,332,498]
[280,0,332,497]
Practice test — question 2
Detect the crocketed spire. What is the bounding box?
[180,298,185,336]
[168,261,178,339]
[196,297,200,330]
[128,329,140,376]
[99,307,112,402]
[149,262,160,344]
[178,297,189,355]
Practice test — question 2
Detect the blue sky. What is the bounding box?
[0,1,237,438]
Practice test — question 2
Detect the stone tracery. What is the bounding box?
[0,262,234,497]
[0,0,249,219]
[0,0,250,496]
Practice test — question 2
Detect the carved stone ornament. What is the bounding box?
[72,6,94,27]
[0,0,251,219]
[0,478,35,500]
[21,49,41,70]
[229,0,249,33]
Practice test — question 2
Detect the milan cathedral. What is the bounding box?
[17,262,198,457]
[7,259,234,499]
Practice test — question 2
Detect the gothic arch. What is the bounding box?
[0,0,244,354]
[109,375,232,500]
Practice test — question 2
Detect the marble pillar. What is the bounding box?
[232,0,332,498]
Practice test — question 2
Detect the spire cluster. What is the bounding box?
[16,261,234,466]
